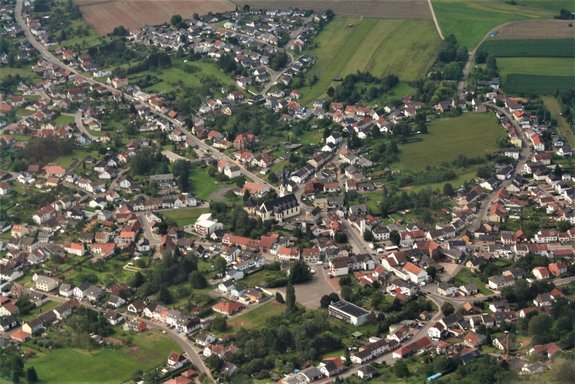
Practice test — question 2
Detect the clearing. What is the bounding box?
[397,113,503,171]
[76,0,235,35]
[235,0,431,18]
[301,17,440,104]
[432,0,553,49]
[227,301,284,330]
[26,330,179,383]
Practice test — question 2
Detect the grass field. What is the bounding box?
[133,60,234,94]
[26,330,179,383]
[0,66,41,81]
[301,17,440,104]
[432,0,552,49]
[397,113,503,171]
[228,301,284,330]
[190,168,230,200]
[54,114,76,127]
[454,268,494,295]
[542,96,575,146]
[479,39,575,58]
[161,207,210,227]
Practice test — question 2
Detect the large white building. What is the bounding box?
[194,213,223,236]
[328,300,371,326]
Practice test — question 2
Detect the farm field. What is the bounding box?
[235,0,431,18]
[498,57,575,95]
[26,330,179,383]
[479,39,575,58]
[228,301,284,330]
[161,207,211,227]
[76,0,234,35]
[432,0,553,49]
[300,17,440,104]
[397,113,503,171]
[493,19,575,40]
[542,96,575,146]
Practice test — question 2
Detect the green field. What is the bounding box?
[54,114,76,127]
[161,207,211,227]
[228,301,284,330]
[190,168,232,200]
[301,17,440,104]
[133,60,234,93]
[433,0,552,49]
[26,331,179,383]
[397,113,503,171]
[479,39,575,58]
[497,57,575,95]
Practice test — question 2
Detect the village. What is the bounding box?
[0,0,574,383]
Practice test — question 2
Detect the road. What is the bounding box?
[72,111,99,141]
[14,0,277,195]
[427,0,444,41]
[466,103,532,233]
[136,212,161,247]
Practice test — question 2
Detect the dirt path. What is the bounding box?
[428,0,444,40]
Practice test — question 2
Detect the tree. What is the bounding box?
[26,367,38,384]
[286,281,296,312]
[206,355,224,371]
[394,360,410,378]
[426,266,438,280]
[390,230,401,246]
[275,292,285,304]
[171,14,183,27]
[557,220,572,232]
[344,347,351,367]
[341,286,353,301]
[132,271,144,288]
[363,230,374,242]
[289,261,312,283]
[339,274,352,286]
[443,183,455,197]
[211,317,227,332]
[158,286,173,304]
[189,271,208,289]
[441,302,455,316]
[214,257,227,275]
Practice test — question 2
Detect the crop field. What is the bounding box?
[432,0,552,49]
[494,19,575,40]
[76,0,234,35]
[504,74,574,95]
[397,113,503,171]
[26,331,178,383]
[479,39,575,58]
[235,0,431,18]
[301,17,440,104]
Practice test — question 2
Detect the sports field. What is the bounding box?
[301,17,440,103]
[398,113,503,171]
[432,0,553,49]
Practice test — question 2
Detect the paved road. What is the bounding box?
[72,111,99,141]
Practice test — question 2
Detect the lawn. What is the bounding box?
[54,114,76,127]
[454,268,494,295]
[300,17,440,104]
[161,207,211,227]
[542,96,575,146]
[432,0,552,49]
[397,113,503,171]
[26,330,179,383]
[20,300,60,322]
[479,39,575,58]
[227,301,284,330]
[0,66,41,81]
[190,168,231,200]
[241,268,287,288]
[54,150,99,169]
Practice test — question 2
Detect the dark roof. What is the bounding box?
[330,300,370,318]
[260,193,299,213]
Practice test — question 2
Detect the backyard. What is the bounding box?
[227,301,284,330]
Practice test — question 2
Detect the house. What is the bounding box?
[107,295,126,308]
[34,275,58,292]
[127,299,146,314]
[167,351,183,369]
[428,322,447,340]
[521,362,546,375]
[211,300,244,316]
[532,266,550,280]
[325,132,343,146]
[548,262,567,277]
[460,283,479,296]
[437,282,458,297]
[105,310,124,326]
[319,357,344,377]
[0,316,19,332]
[328,300,371,326]
[59,283,74,297]
[357,364,377,380]
[464,332,486,348]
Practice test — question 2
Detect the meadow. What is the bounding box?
[397,113,503,171]
[479,39,575,58]
[432,0,553,49]
[26,330,179,383]
[161,207,211,227]
[227,301,284,330]
[301,17,440,104]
